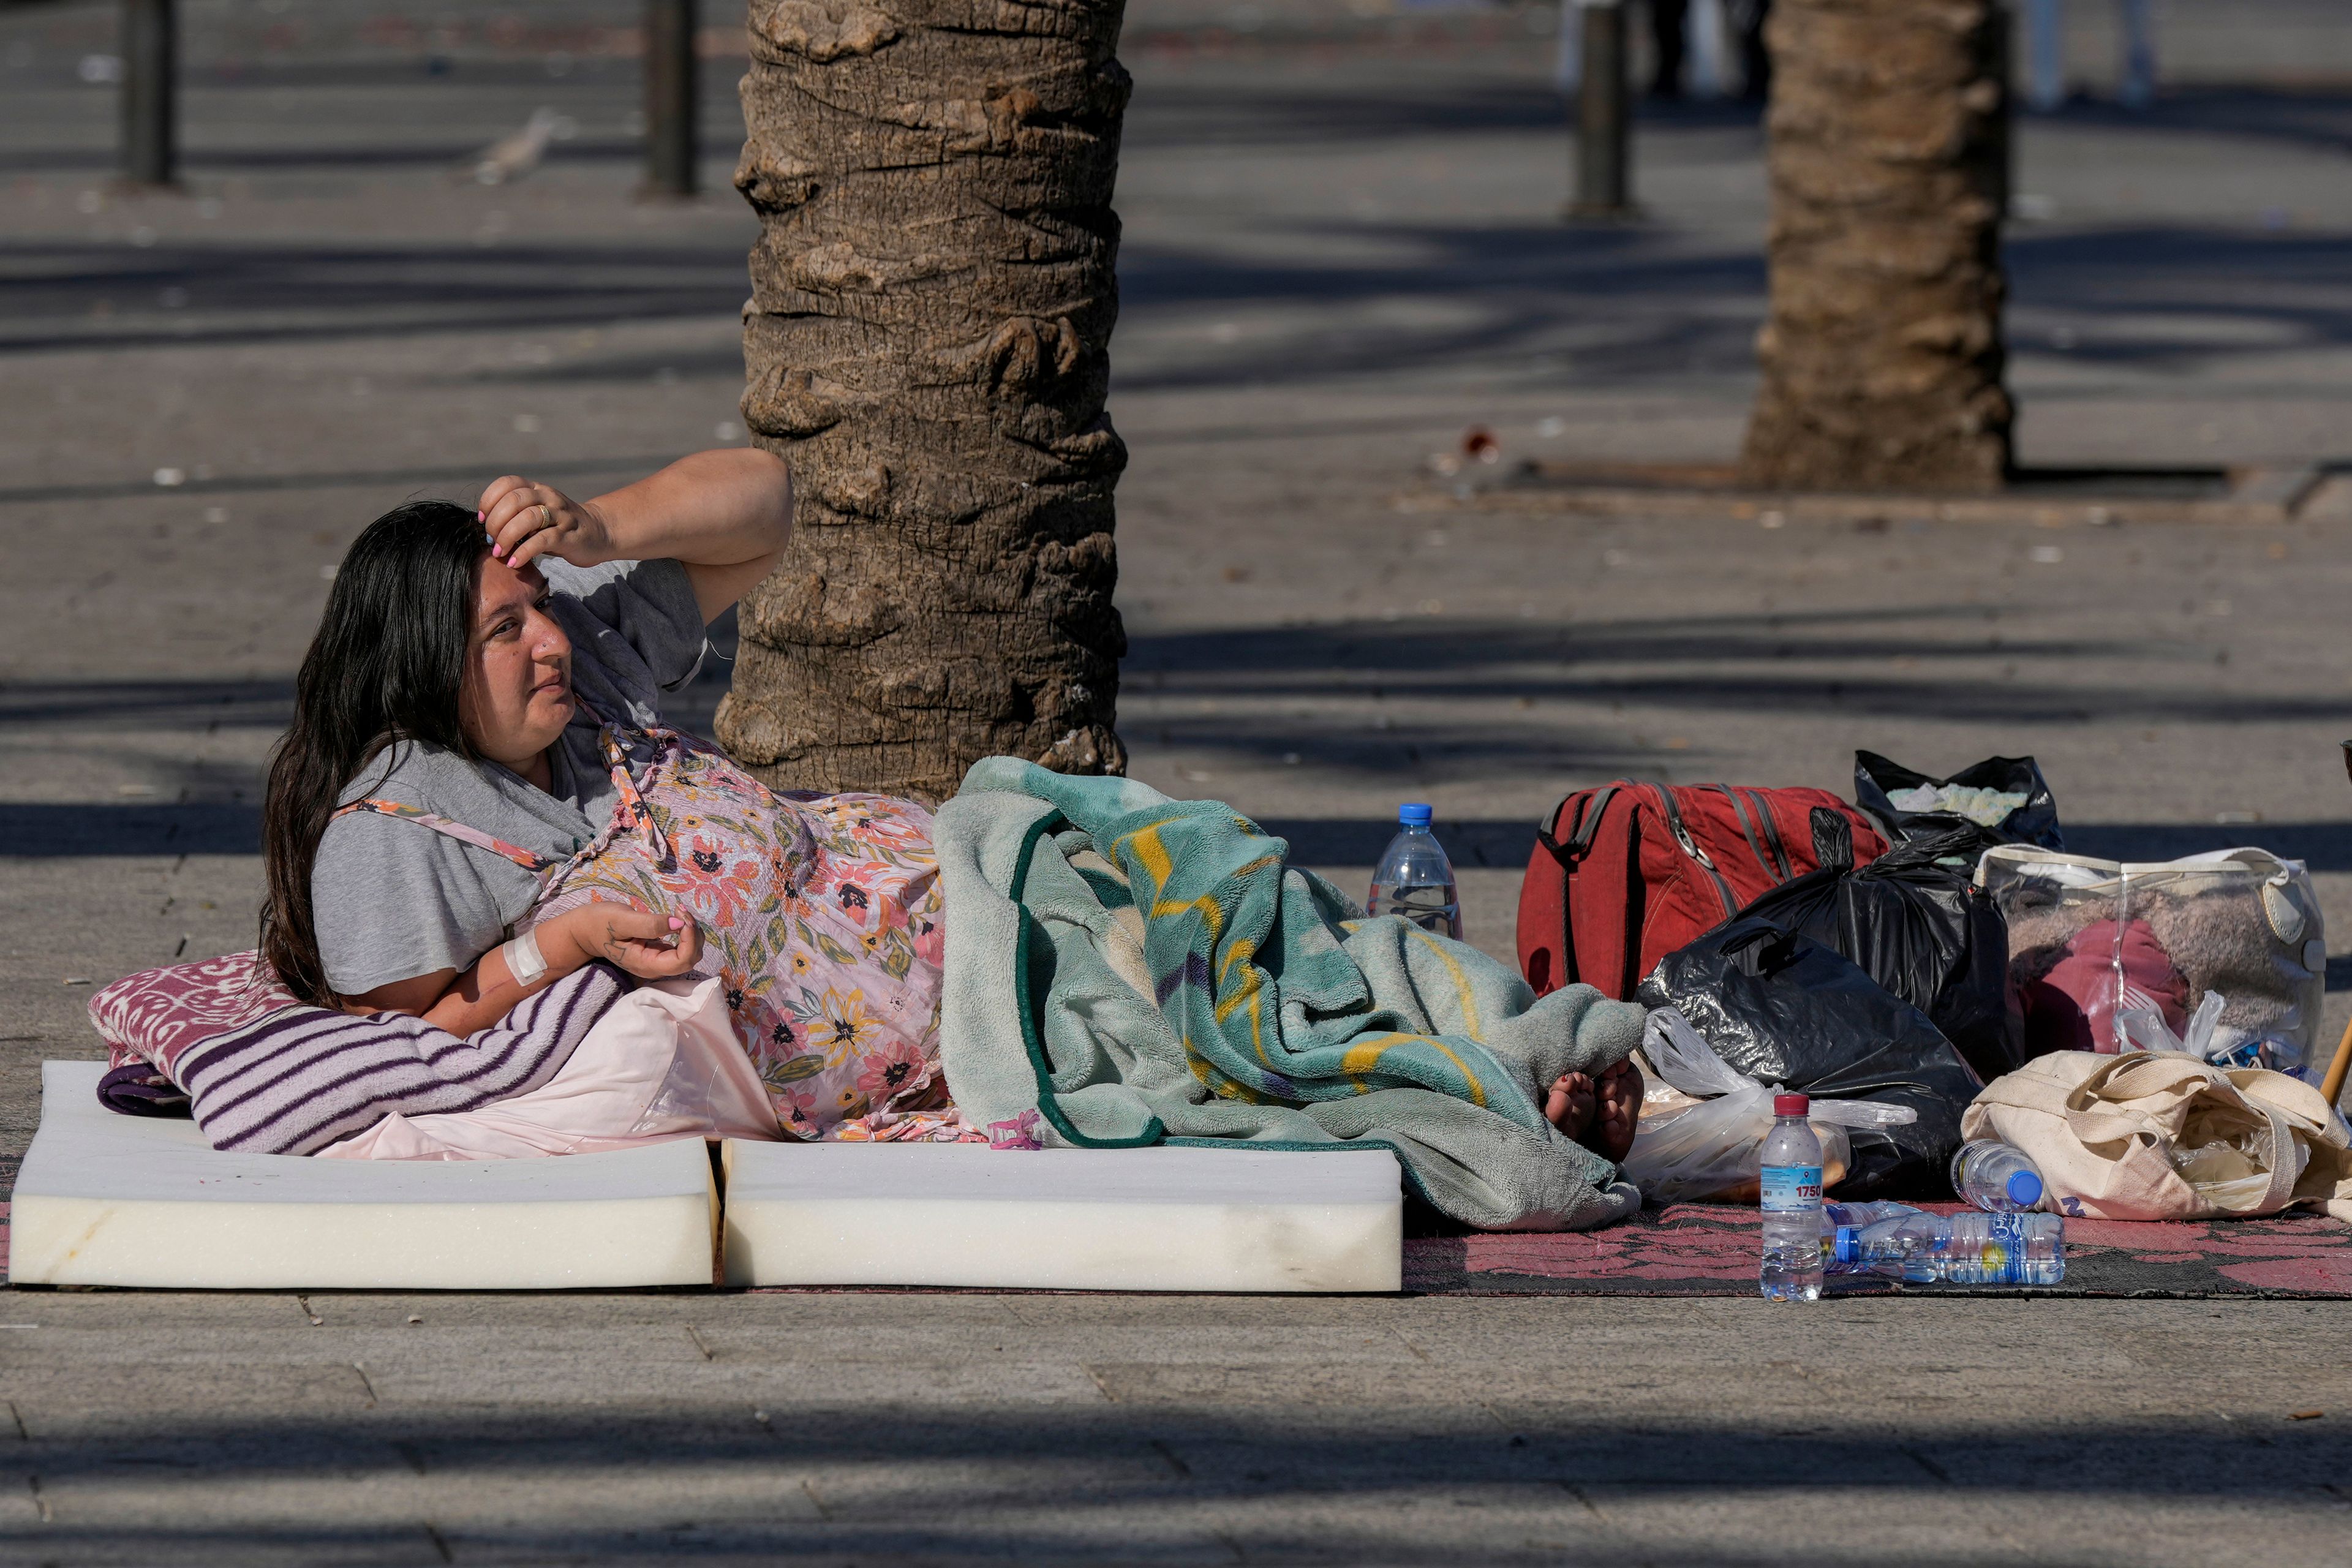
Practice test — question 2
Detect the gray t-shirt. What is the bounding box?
[311,557,707,995]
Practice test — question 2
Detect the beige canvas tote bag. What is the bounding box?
[1961,1050,2352,1222]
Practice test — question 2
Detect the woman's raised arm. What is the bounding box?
[478,448,793,624]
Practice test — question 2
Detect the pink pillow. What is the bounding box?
[88,949,299,1076]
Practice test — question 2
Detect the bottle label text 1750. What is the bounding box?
[1760,1166,1823,1212]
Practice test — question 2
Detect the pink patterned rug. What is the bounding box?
[1405,1202,2352,1297]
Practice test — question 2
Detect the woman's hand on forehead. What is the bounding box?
[478,475,616,570]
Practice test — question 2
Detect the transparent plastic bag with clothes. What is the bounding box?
[1981,846,2323,1068]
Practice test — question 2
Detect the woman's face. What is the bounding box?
[456,554,574,771]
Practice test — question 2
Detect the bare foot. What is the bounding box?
[1544,1071,1595,1142]
[1581,1056,1645,1164]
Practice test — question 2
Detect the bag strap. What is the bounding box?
[594,722,673,866]
[331,798,558,872]
[1536,784,1621,864]
[1537,788,1625,989]
[2250,1102,2301,1216]
[332,716,683,894]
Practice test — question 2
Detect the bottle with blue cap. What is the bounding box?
[1950,1139,2045,1214]
[1367,803,1462,940]
[1822,1199,2068,1287]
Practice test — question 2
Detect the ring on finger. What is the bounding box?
[538,504,551,527]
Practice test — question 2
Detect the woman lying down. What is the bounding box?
[102,448,1640,1166]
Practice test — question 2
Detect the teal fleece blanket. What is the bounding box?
[933,761,1645,1231]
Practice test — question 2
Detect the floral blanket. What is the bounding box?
[525,722,966,1142]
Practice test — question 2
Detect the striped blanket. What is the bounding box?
[89,949,627,1155]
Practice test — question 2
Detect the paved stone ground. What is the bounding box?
[4,1,2352,1561]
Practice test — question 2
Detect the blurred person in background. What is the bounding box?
[1735,0,1771,103]
[1649,0,1689,97]
[1555,0,1769,104]
[2024,0,2157,111]
[1649,0,1764,102]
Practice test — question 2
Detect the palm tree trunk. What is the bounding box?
[1738,0,2011,492]
[721,0,1131,803]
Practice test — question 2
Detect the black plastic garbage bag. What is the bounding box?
[1635,918,1985,1200]
[1733,830,2027,1083]
[1854,750,2064,854]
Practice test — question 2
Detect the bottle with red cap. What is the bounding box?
[1758,1091,1825,1302]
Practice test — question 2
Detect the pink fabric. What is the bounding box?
[2021,917,2190,1055]
[318,975,775,1161]
[89,949,297,1077]
[526,724,968,1142]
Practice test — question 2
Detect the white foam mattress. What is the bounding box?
[9,1061,717,1289]
[721,1139,1403,1292]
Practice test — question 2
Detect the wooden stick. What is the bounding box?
[2320,1011,2352,1110]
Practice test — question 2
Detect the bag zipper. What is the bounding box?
[1745,787,1796,881]
[1714,784,1781,888]
[1648,783,1738,919]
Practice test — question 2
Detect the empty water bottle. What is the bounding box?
[1934,1211,2066,1285]
[1826,1202,1944,1283]
[1823,1199,1921,1234]
[1758,1092,1825,1302]
[1950,1139,2045,1213]
[1828,1208,2066,1286]
[1367,804,1463,939]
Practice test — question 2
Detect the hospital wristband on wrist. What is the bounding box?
[503,927,549,987]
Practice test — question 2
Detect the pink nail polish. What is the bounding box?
[668,916,684,930]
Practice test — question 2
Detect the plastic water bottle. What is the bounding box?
[1758,1091,1825,1302]
[1823,1199,1920,1235]
[1367,804,1463,940]
[1826,1202,1945,1284]
[1828,1208,2066,1286]
[1934,1212,2066,1285]
[1950,1139,2045,1213]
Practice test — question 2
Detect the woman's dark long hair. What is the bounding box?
[261,500,484,1004]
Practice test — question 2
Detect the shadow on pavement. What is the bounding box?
[0,1401,2344,1561]
[0,802,265,857]
[10,802,2351,877]
[2038,85,2352,157]
[5,593,2346,846]
[0,239,753,358]
[9,208,2345,390]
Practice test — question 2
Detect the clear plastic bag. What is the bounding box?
[1624,1009,1918,1205]
[2168,1121,2311,1214]
[1981,846,2324,1063]
[2115,989,2225,1060]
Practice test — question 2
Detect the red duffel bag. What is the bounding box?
[1517,781,1887,1000]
